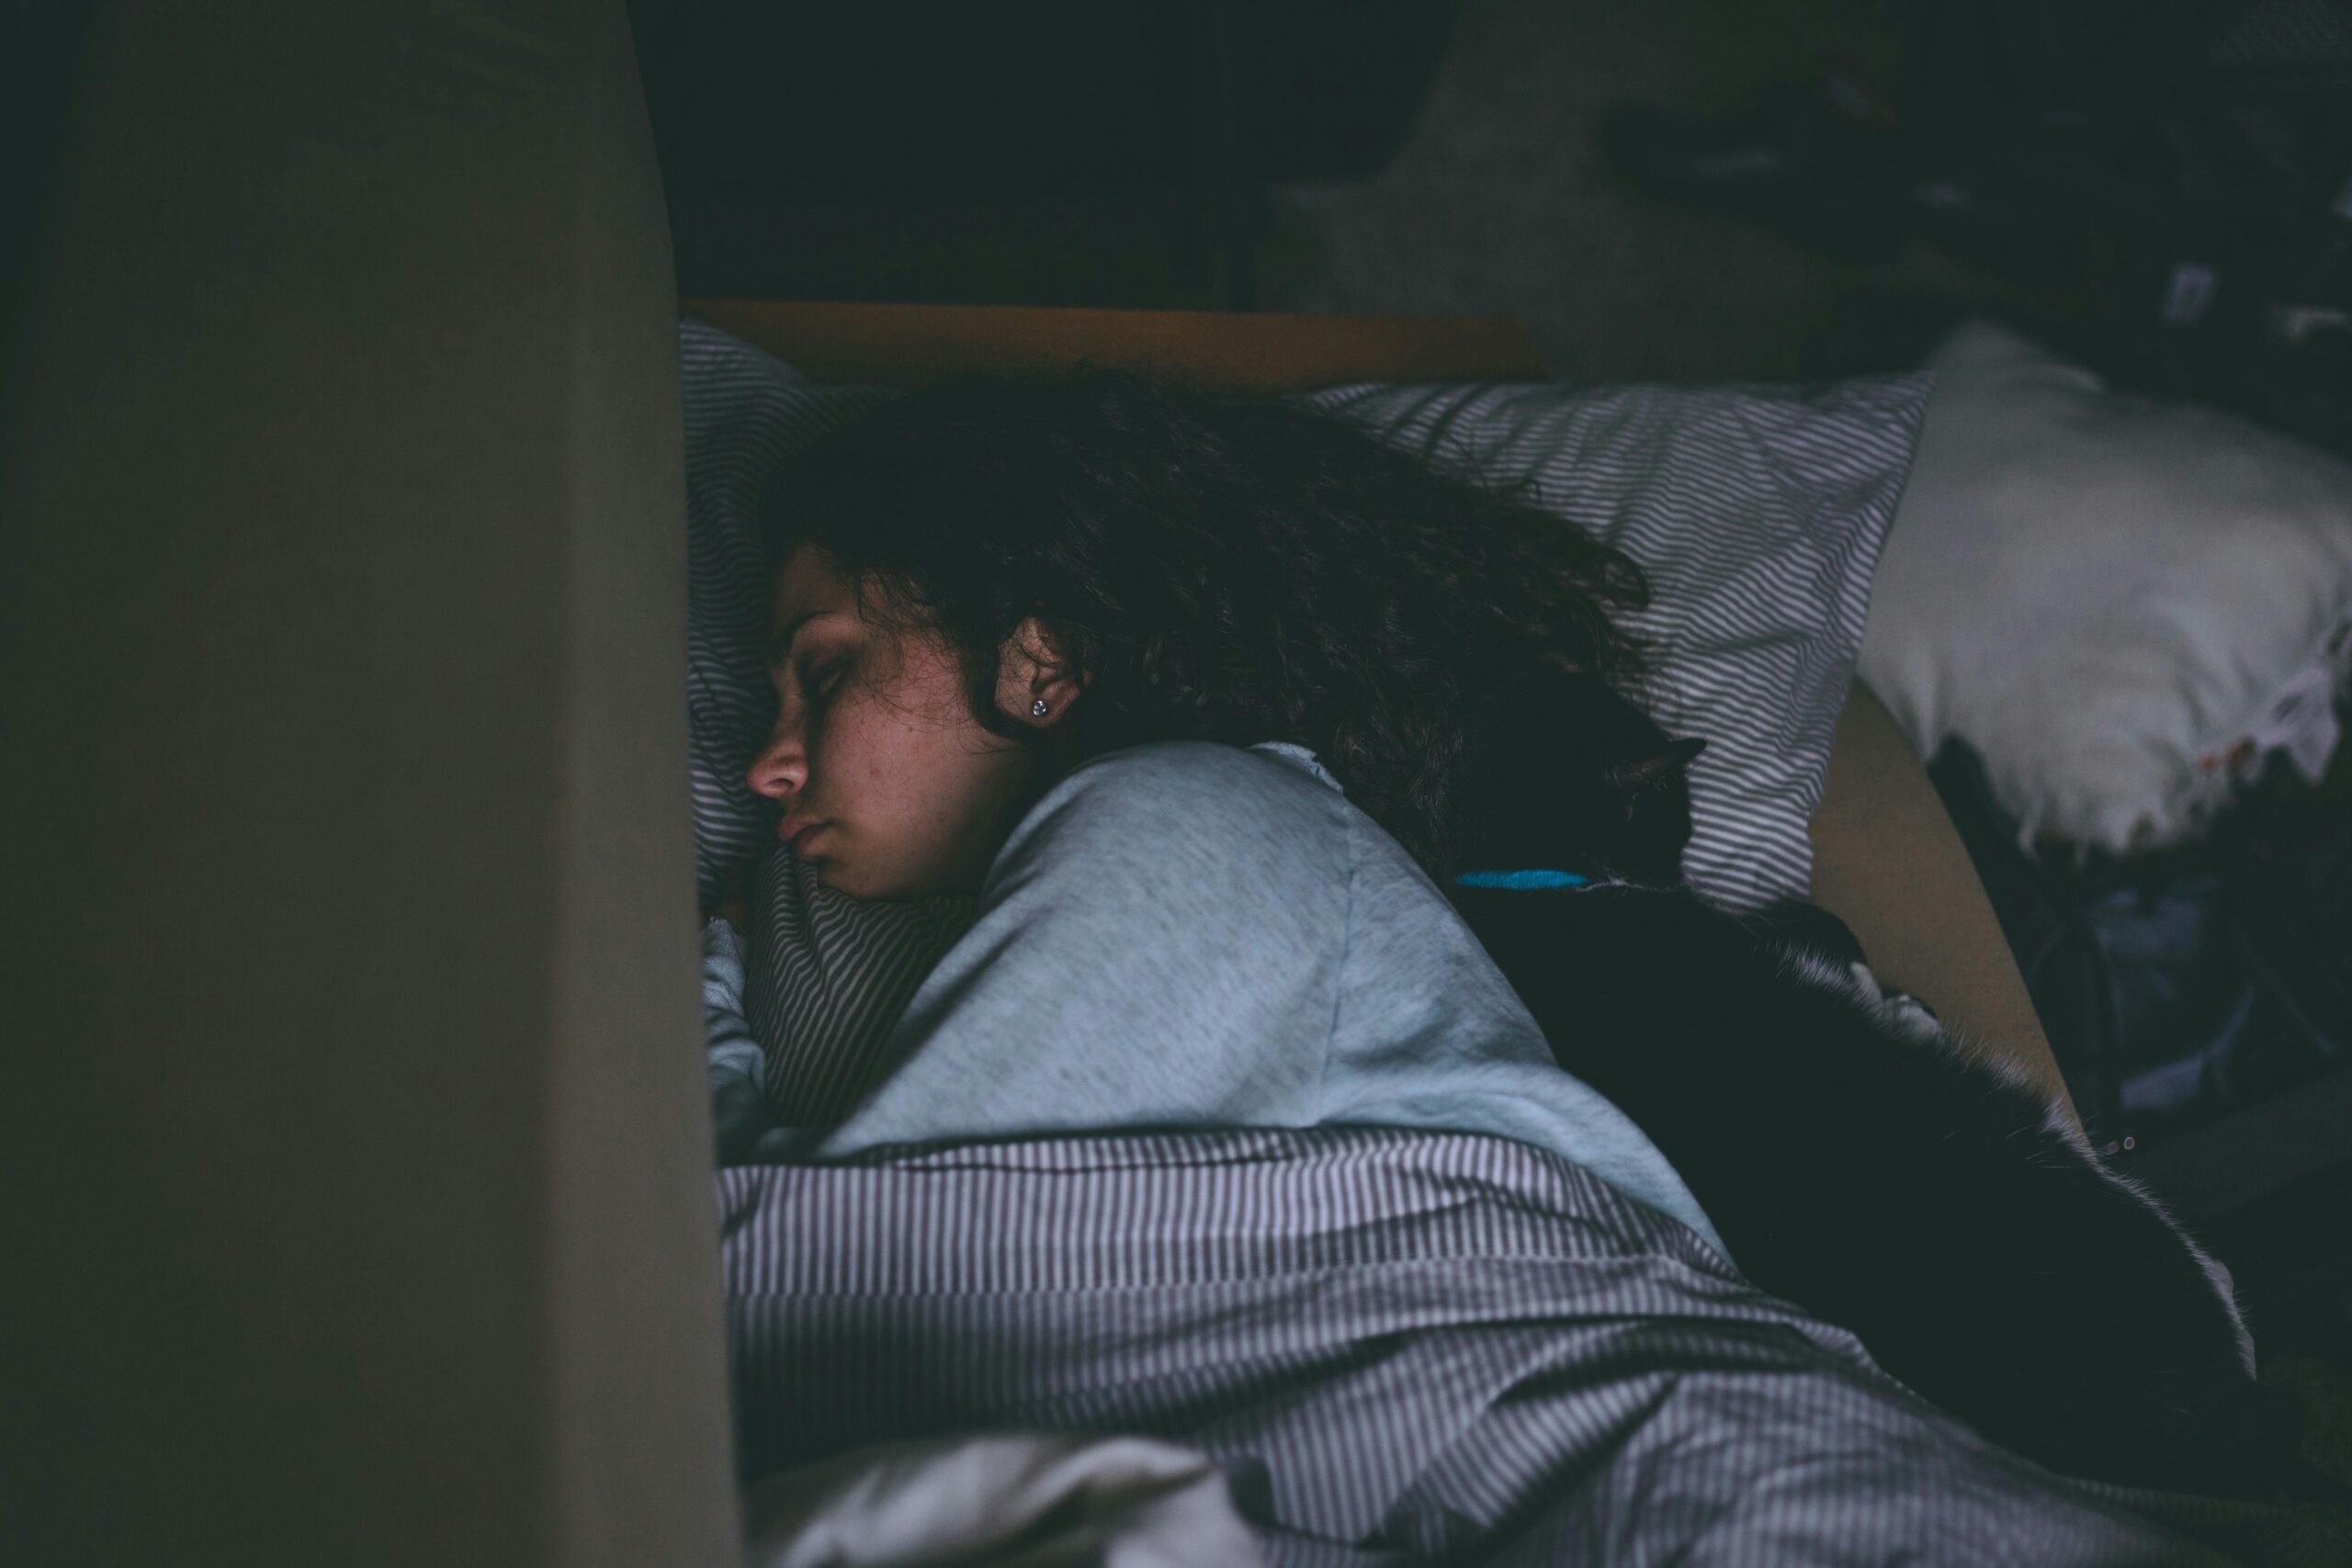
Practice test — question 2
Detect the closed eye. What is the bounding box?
[802,656,851,705]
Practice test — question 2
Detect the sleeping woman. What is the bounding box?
[706,367,1720,1257]
[701,370,2299,1499]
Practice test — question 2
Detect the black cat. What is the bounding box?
[1449,671,2290,1496]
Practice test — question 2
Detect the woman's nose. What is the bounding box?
[746,715,806,801]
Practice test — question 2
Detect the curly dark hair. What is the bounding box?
[772,369,1650,878]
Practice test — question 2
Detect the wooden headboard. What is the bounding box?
[681,299,1547,389]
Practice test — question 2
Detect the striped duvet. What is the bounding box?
[720,1128,2312,1564]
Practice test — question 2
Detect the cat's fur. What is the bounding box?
[1450,671,2290,1495]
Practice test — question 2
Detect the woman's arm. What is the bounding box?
[1808,681,2078,1121]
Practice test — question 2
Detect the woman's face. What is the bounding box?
[746,545,1072,900]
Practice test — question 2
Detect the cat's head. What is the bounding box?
[1453,671,1705,887]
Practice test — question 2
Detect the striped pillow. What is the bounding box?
[683,319,1928,1120]
[1298,379,1928,910]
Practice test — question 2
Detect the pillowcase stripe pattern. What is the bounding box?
[1299,378,1928,912]
[747,849,977,1125]
[683,319,1928,1122]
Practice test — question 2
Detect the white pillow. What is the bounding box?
[1859,321,2352,853]
[1301,378,1926,910]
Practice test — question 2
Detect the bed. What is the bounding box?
[673,303,2180,1563]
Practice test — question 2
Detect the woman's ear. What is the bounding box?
[995,617,1085,728]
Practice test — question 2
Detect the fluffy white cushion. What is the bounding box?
[1860,321,2352,852]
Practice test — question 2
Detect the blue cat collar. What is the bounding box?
[1454,869,1589,890]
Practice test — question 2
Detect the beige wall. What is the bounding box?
[1,5,738,1563]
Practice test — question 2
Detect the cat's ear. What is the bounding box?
[1662,736,1707,774]
[1604,737,1706,798]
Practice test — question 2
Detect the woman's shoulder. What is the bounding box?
[1244,740,1343,793]
[980,738,1359,919]
[1065,739,1342,800]
[1007,740,1352,868]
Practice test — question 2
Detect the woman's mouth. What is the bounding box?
[782,821,824,855]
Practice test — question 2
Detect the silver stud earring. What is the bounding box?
[1031,698,1050,718]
